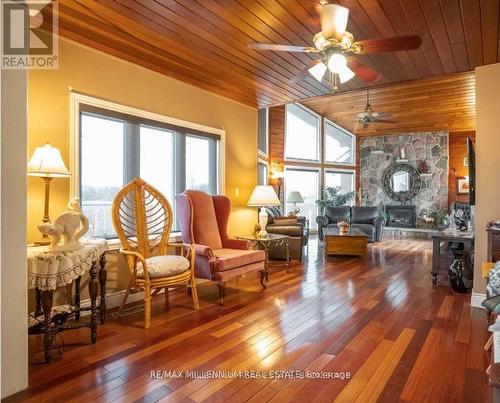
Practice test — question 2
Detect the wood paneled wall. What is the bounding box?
[448,131,475,206]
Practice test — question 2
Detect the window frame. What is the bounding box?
[323,117,356,166]
[70,92,225,200]
[258,108,269,158]
[283,165,321,229]
[284,103,321,163]
[257,157,269,186]
[323,167,356,196]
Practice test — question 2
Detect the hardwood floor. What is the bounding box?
[17,238,491,402]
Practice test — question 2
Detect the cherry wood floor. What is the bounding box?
[16,239,492,402]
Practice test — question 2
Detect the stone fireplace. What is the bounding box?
[386,205,417,228]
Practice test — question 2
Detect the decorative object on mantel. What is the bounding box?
[396,146,407,162]
[337,220,350,234]
[27,239,108,362]
[38,198,89,251]
[418,160,431,175]
[248,185,281,238]
[28,143,71,245]
[382,162,422,202]
[287,191,304,216]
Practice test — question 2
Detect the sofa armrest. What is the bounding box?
[316,215,330,227]
[373,217,385,242]
[266,224,303,237]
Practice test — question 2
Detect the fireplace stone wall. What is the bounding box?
[359,132,449,225]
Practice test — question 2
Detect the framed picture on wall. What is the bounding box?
[457,177,469,194]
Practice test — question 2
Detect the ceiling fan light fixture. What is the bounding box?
[338,65,355,83]
[308,61,327,82]
[340,32,354,49]
[321,4,349,41]
[327,53,346,73]
[313,32,328,50]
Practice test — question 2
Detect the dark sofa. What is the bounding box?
[264,207,309,260]
[316,206,384,242]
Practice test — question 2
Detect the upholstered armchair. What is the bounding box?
[176,190,266,304]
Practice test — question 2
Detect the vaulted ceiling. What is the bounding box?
[52,0,498,108]
[301,71,476,135]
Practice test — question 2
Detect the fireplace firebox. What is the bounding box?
[386,205,417,228]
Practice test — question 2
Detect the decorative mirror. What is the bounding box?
[382,162,422,202]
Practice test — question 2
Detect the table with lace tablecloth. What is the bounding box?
[27,239,108,362]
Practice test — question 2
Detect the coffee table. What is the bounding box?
[323,227,368,256]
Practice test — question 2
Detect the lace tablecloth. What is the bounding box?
[27,239,108,291]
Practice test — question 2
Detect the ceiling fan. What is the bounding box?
[249,3,422,89]
[358,90,395,128]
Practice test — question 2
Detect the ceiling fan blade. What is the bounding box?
[248,43,318,53]
[376,112,393,119]
[346,57,381,82]
[353,35,422,54]
[320,4,349,41]
[375,119,397,124]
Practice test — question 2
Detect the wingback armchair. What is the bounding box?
[176,190,266,304]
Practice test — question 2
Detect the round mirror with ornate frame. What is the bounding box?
[382,162,422,202]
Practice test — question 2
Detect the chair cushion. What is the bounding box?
[213,248,266,272]
[351,207,378,224]
[350,223,376,241]
[324,206,350,223]
[136,255,190,278]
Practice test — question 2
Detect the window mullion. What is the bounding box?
[124,121,140,183]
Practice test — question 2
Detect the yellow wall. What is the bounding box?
[28,38,258,242]
[474,63,500,293]
[27,38,258,303]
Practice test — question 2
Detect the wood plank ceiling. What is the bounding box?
[301,71,476,135]
[52,0,499,108]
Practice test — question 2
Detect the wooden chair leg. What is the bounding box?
[191,281,200,310]
[217,282,225,305]
[117,284,131,316]
[144,286,152,329]
[164,287,169,311]
[485,334,493,351]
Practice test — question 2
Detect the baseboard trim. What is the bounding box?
[471,292,486,309]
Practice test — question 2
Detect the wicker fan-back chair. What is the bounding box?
[112,177,199,329]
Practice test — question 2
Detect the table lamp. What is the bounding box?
[27,143,71,245]
[287,191,304,216]
[247,185,281,238]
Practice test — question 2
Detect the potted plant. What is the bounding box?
[316,186,357,213]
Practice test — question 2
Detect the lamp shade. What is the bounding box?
[27,143,70,177]
[247,185,280,207]
[287,191,304,203]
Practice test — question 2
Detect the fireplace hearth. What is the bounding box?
[386,205,417,228]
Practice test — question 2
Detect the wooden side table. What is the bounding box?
[236,234,290,287]
[28,240,108,362]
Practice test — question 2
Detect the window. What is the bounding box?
[285,104,319,161]
[258,161,268,185]
[258,108,269,156]
[284,167,320,229]
[325,120,355,164]
[325,170,355,205]
[75,97,223,239]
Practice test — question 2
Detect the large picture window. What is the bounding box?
[76,98,222,239]
[284,167,320,229]
[325,169,355,205]
[325,120,355,164]
[285,104,319,161]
